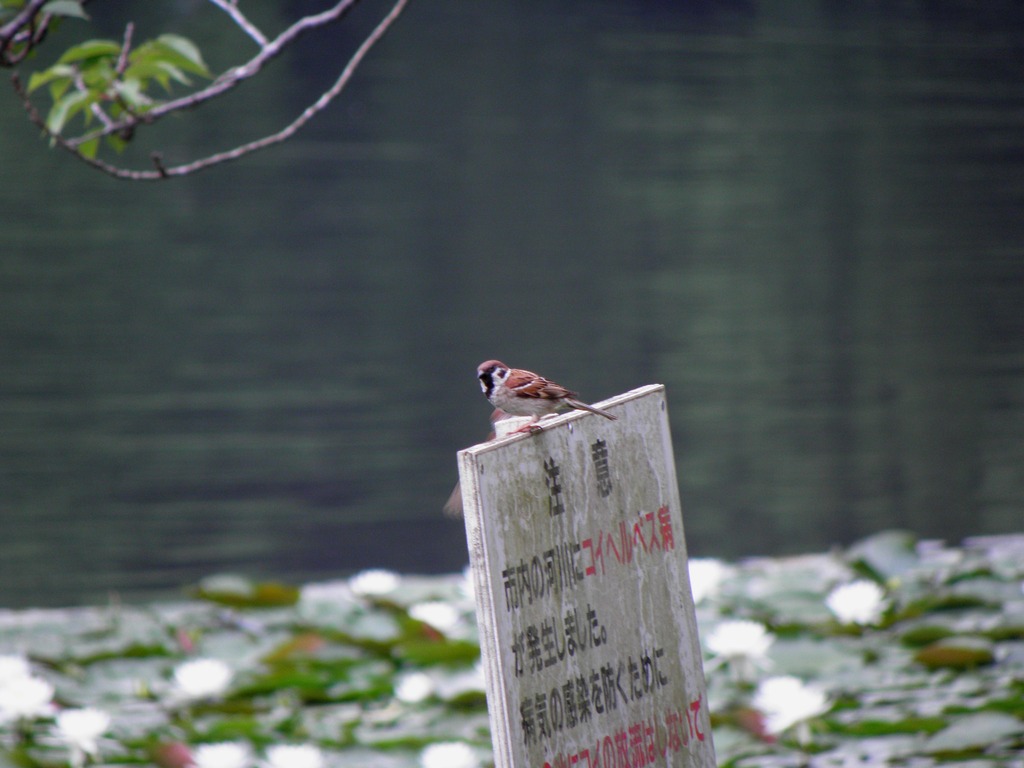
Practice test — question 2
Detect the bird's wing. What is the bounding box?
[506,369,577,401]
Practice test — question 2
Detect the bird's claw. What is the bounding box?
[512,423,544,435]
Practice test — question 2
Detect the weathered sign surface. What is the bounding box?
[458,384,715,768]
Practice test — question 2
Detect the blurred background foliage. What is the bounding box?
[0,0,1022,606]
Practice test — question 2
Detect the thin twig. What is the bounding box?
[89,101,115,129]
[208,0,267,47]
[12,0,410,180]
[13,70,156,179]
[67,0,362,149]
[150,152,168,178]
[158,0,409,176]
[116,22,134,75]
[0,0,48,48]
[69,65,113,128]
[0,0,49,65]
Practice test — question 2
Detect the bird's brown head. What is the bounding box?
[477,360,508,398]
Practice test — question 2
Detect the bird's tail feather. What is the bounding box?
[566,399,617,420]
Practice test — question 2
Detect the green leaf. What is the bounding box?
[925,712,1023,755]
[262,632,329,664]
[847,530,920,582]
[899,623,954,647]
[80,60,115,92]
[394,638,480,666]
[102,134,127,154]
[191,574,300,607]
[47,77,73,103]
[124,59,190,91]
[42,0,88,19]
[153,34,210,76]
[913,635,995,670]
[46,89,92,134]
[129,35,210,82]
[112,78,151,109]
[78,137,99,159]
[26,63,76,94]
[56,38,120,65]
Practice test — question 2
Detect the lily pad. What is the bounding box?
[924,712,1023,755]
[193,575,300,608]
[393,638,480,667]
[767,636,861,678]
[847,530,920,582]
[2,534,1024,768]
[900,623,955,647]
[914,636,995,670]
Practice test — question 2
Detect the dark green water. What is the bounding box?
[1,1,1022,607]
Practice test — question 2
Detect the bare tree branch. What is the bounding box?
[151,0,411,179]
[0,0,48,46]
[7,0,411,179]
[208,0,267,47]
[65,0,365,150]
[0,0,51,66]
[115,22,134,76]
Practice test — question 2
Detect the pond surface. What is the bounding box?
[0,1,1022,607]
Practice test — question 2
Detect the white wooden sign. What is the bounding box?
[458,384,715,768]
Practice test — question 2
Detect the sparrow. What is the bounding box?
[477,360,617,433]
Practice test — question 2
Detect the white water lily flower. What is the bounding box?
[409,601,461,633]
[705,619,774,681]
[706,619,773,658]
[420,741,479,768]
[264,744,324,768]
[192,742,252,768]
[172,658,233,700]
[688,558,729,603]
[0,655,31,685]
[349,569,400,596]
[55,708,111,768]
[753,675,829,742]
[826,580,886,625]
[395,671,435,704]
[0,675,55,722]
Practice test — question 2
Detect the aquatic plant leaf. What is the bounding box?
[847,530,920,582]
[193,575,299,607]
[924,712,1023,755]
[914,636,995,670]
